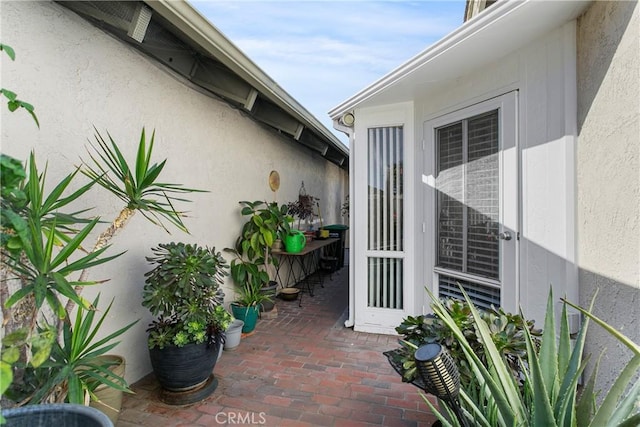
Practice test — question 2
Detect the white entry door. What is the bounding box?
[424,92,518,311]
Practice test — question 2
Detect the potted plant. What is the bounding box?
[142,242,229,404]
[3,295,136,425]
[224,246,272,333]
[286,196,318,231]
[224,201,290,320]
[1,126,202,417]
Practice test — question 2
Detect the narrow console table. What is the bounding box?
[272,238,339,306]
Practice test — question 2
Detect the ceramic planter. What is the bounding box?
[1,404,112,427]
[90,355,125,425]
[224,319,244,350]
[231,303,259,333]
[149,340,220,392]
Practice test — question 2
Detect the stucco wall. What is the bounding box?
[413,23,578,326]
[1,1,347,382]
[577,0,639,396]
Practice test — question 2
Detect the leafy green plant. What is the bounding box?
[420,287,640,427]
[224,247,273,308]
[6,294,136,405]
[224,200,288,307]
[391,298,540,387]
[142,242,229,349]
[0,326,56,398]
[233,200,291,264]
[1,43,39,126]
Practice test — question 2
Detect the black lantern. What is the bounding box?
[414,343,466,426]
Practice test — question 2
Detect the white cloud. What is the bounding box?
[191,1,466,143]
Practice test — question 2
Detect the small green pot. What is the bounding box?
[231,303,259,333]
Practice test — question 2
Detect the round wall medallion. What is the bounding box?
[269,170,280,191]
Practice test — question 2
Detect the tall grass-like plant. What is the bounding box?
[421,287,640,427]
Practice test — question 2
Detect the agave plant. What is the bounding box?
[421,287,640,427]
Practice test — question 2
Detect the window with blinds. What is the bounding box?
[435,110,500,307]
[367,126,404,309]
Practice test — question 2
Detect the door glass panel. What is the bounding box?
[368,257,403,309]
[436,110,500,305]
[368,126,403,251]
[466,112,499,279]
[367,126,404,309]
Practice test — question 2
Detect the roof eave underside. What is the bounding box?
[329,0,592,119]
[56,0,348,169]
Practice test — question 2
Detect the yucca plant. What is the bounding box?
[2,152,118,327]
[421,287,640,427]
[6,294,137,405]
[1,128,203,406]
[65,128,206,314]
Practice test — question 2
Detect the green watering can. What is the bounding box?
[284,230,306,253]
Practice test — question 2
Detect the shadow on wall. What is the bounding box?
[576,0,637,132]
[579,270,640,402]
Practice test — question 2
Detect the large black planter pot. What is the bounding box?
[149,339,221,404]
[1,404,112,427]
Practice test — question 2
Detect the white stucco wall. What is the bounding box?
[410,23,578,326]
[1,1,347,383]
[576,0,639,396]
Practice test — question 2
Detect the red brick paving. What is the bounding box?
[117,267,438,426]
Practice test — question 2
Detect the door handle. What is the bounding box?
[498,231,512,241]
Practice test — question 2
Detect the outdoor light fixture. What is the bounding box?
[414,343,466,427]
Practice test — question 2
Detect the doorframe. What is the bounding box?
[422,91,520,313]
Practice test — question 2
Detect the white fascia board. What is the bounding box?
[146,0,348,155]
[329,0,592,119]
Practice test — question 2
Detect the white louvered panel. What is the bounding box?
[367,126,404,309]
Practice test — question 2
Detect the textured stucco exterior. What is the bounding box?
[1,1,347,383]
[577,0,640,395]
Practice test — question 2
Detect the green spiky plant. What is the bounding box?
[6,294,136,405]
[1,128,204,407]
[420,287,640,427]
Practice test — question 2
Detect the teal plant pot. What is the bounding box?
[231,303,259,333]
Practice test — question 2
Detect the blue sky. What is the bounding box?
[191,1,467,144]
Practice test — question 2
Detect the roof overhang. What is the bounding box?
[329,0,592,119]
[57,0,349,169]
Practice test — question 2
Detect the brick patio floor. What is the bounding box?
[117,265,438,426]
